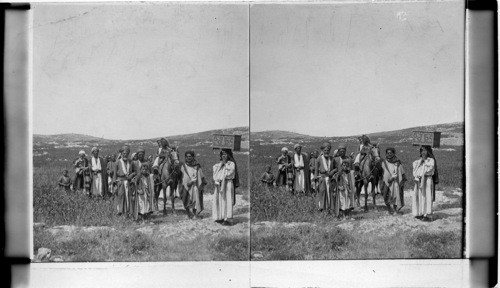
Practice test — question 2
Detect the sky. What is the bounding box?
[33,3,249,140]
[250,1,465,137]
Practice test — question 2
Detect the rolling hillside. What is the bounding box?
[34,126,249,145]
[251,122,464,146]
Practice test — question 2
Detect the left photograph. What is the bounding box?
[32,3,249,261]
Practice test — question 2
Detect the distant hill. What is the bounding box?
[34,127,249,145]
[251,130,310,140]
[156,127,249,142]
[366,122,463,138]
[33,133,107,143]
[251,122,464,146]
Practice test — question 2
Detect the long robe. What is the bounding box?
[276,154,293,189]
[212,161,236,221]
[132,174,155,219]
[90,156,108,197]
[412,157,435,217]
[181,163,205,214]
[292,152,311,193]
[315,154,334,211]
[73,157,90,191]
[107,161,115,194]
[334,170,356,214]
[381,159,405,209]
[309,157,317,191]
[113,158,134,215]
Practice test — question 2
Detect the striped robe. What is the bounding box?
[381,159,405,209]
[113,158,134,215]
[315,154,335,211]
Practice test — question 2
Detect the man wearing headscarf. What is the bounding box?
[332,144,356,215]
[212,149,239,225]
[107,154,116,197]
[412,145,437,221]
[332,144,353,173]
[381,147,407,215]
[353,135,374,169]
[315,142,335,214]
[291,144,310,194]
[133,163,155,223]
[309,150,319,193]
[132,147,150,181]
[90,147,108,198]
[73,150,90,193]
[276,147,292,190]
[180,150,207,219]
[113,145,136,217]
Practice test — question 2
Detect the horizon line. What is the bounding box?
[250,120,464,138]
[33,126,250,141]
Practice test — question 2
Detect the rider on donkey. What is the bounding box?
[353,135,374,172]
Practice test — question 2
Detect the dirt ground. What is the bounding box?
[38,193,249,260]
[252,188,463,237]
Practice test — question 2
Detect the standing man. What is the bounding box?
[381,147,407,215]
[276,147,292,191]
[332,144,356,214]
[180,150,207,219]
[292,144,310,194]
[315,142,335,214]
[113,145,136,217]
[73,150,90,193]
[309,150,319,194]
[107,154,116,197]
[90,147,108,198]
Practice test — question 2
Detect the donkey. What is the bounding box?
[155,149,182,215]
[355,145,382,211]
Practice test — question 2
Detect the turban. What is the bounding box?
[386,147,396,154]
[160,138,170,147]
[320,142,331,150]
[185,150,195,157]
[91,147,99,153]
[281,147,288,152]
[122,145,130,153]
[338,144,347,150]
[137,147,145,154]
[78,150,86,156]
[294,144,301,149]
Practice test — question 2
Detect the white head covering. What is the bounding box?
[91,147,99,153]
[79,150,86,156]
[281,147,288,153]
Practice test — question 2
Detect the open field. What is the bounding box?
[33,129,249,262]
[250,122,464,260]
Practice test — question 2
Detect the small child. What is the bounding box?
[58,170,72,192]
[335,160,355,221]
[135,164,154,223]
[260,164,275,187]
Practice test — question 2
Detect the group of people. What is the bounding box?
[58,138,239,225]
[260,135,439,221]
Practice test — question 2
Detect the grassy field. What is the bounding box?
[250,129,464,260]
[33,137,249,261]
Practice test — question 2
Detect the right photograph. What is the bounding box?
[250,2,465,260]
